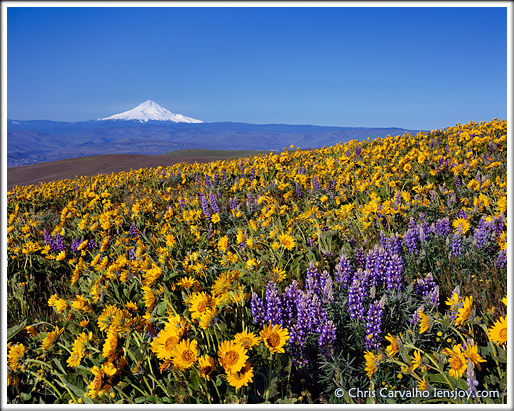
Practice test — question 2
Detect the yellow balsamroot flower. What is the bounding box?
[277,233,296,250]
[411,350,427,372]
[270,267,286,282]
[197,355,215,381]
[233,330,260,350]
[42,326,64,350]
[452,217,470,234]
[169,339,198,371]
[364,350,382,379]
[102,327,118,359]
[462,342,486,371]
[384,333,400,358]
[141,286,156,312]
[217,235,229,253]
[227,361,254,390]
[176,276,199,290]
[67,332,92,368]
[188,292,214,321]
[455,295,473,327]
[150,325,181,360]
[211,213,220,224]
[260,324,289,354]
[25,325,38,338]
[56,250,66,261]
[7,343,26,371]
[488,316,507,346]
[417,376,429,392]
[218,340,248,374]
[446,292,461,311]
[403,163,412,173]
[97,305,124,332]
[442,344,468,379]
[418,311,430,334]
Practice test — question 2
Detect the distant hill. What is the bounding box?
[7,118,420,167]
[6,149,276,190]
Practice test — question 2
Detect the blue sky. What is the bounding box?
[5,4,508,130]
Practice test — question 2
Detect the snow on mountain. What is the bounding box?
[98,100,203,123]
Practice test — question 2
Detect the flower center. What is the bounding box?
[450,355,464,370]
[500,327,507,341]
[224,350,239,366]
[267,332,280,348]
[197,301,207,313]
[181,349,195,363]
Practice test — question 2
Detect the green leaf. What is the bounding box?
[156,301,167,317]
[7,319,27,340]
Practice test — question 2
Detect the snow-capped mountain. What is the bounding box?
[98,100,203,123]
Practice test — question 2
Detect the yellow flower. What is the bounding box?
[150,325,181,360]
[364,350,382,379]
[188,292,213,321]
[176,276,199,289]
[170,339,198,370]
[417,376,429,392]
[141,286,156,312]
[277,233,296,250]
[411,350,427,372]
[452,217,470,234]
[462,342,486,371]
[218,236,229,252]
[56,251,66,261]
[102,327,118,358]
[8,343,25,371]
[260,323,289,354]
[227,361,254,389]
[384,333,400,358]
[455,295,473,327]
[25,325,38,338]
[446,292,461,310]
[233,330,260,350]
[211,213,220,224]
[197,355,215,381]
[403,163,412,173]
[270,267,286,282]
[418,311,430,334]
[442,344,467,379]
[42,326,64,350]
[218,340,248,374]
[488,315,507,346]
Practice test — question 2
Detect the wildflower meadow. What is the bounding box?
[6,119,507,404]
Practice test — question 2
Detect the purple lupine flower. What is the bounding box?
[251,292,266,325]
[283,281,301,329]
[264,282,284,325]
[385,253,404,290]
[415,273,437,299]
[466,359,479,399]
[250,167,256,182]
[355,145,362,158]
[199,193,211,220]
[434,217,451,237]
[495,249,507,269]
[179,198,186,208]
[335,252,354,288]
[240,159,245,177]
[348,271,367,321]
[473,218,490,249]
[44,229,57,252]
[454,175,461,188]
[451,233,462,257]
[295,183,302,198]
[129,247,137,261]
[87,239,95,251]
[209,192,220,214]
[55,234,66,251]
[318,320,336,353]
[365,298,385,350]
[404,228,419,254]
[409,306,423,325]
[222,168,227,181]
[71,238,82,253]
[205,174,211,187]
[129,223,138,238]
[355,248,366,269]
[429,285,440,307]
[195,172,201,185]
[305,261,322,298]
[321,270,334,303]
[312,175,321,191]
[456,210,468,220]
[492,214,505,239]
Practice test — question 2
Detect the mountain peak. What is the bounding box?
[98,100,203,123]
